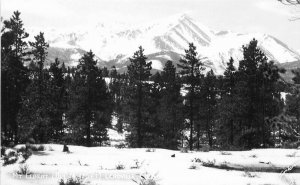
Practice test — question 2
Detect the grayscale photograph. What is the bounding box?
[1,0,300,185]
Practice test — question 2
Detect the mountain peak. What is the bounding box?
[163,13,194,24]
[176,13,192,21]
[44,14,300,73]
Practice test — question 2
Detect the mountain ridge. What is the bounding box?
[34,13,300,74]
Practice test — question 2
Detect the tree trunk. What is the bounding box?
[86,111,91,147]
[189,87,194,151]
[196,123,200,150]
[137,84,143,148]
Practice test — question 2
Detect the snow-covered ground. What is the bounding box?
[1,145,300,185]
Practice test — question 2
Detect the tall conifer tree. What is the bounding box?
[177,43,205,150]
[1,11,30,144]
[68,51,112,146]
[125,46,152,147]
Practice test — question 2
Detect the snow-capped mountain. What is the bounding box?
[39,14,300,74]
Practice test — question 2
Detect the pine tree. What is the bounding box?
[17,32,51,143]
[286,68,300,135]
[109,66,124,133]
[68,51,112,146]
[197,70,218,148]
[146,72,163,147]
[1,11,30,144]
[217,57,238,147]
[159,61,184,149]
[291,68,300,84]
[1,11,29,59]
[236,39,284,148]
[124,46,152,147]
[177,43,205,150]
[102,67,109,77]
[48,58,66,141]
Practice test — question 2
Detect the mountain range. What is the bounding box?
[33,14,300,75]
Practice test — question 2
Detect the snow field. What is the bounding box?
[1,145,300,185]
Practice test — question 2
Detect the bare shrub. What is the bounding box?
[116,162,125,170]
[145,148,156,152]
[133,172,160,185]
[17,164,31,175]
[59,176,85,185]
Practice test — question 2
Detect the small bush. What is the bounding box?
[145,148,155,152]
[242,170,258,178]
[3,149,19,166]
[115,143,126,149]
[192,158,202,163]
[219,161,230,169]
[131,159,144,169]
[49,146,54,151]
[116,163,125,170]
[17,164,31,175]
[3,148,33,166]
[249,154,257,158]
[37,145,45,151]
[189,163,198,169]
[132,172,159,185]
[30,145,45,151]
[21,149,32,162]
[7,150,17,157]
[201,159,216,167]
[180,147,188,153]
[220,151,232,155]
[59,176,85,185]
[286,152,297,157]
[3,155,18,166]
[17,147,26,153]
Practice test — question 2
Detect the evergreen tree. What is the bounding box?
[177,43,205,150]
[217,57,239,147]
[17,32,51,143]
[102,67,109,77]
[223,57,236,95]
[68,51,112,146]
[124,46,152,147]
[236,39,284,148]
[286,68,300,135]
[197,70,218,148]
[1,11,30,144]
[291,68,300,84]
[159,61,184,149]
[48,58,66,141]
[146,72,163,147]
[109,66,124,133]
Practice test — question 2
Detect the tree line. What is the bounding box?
[2,11,300,150]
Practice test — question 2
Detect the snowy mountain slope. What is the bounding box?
[41,14,300,74]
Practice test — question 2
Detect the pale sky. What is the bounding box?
[2,0,300,50]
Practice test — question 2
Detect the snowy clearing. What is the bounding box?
[1,145,300,185]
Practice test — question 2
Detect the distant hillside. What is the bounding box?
[278,61,300,83]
